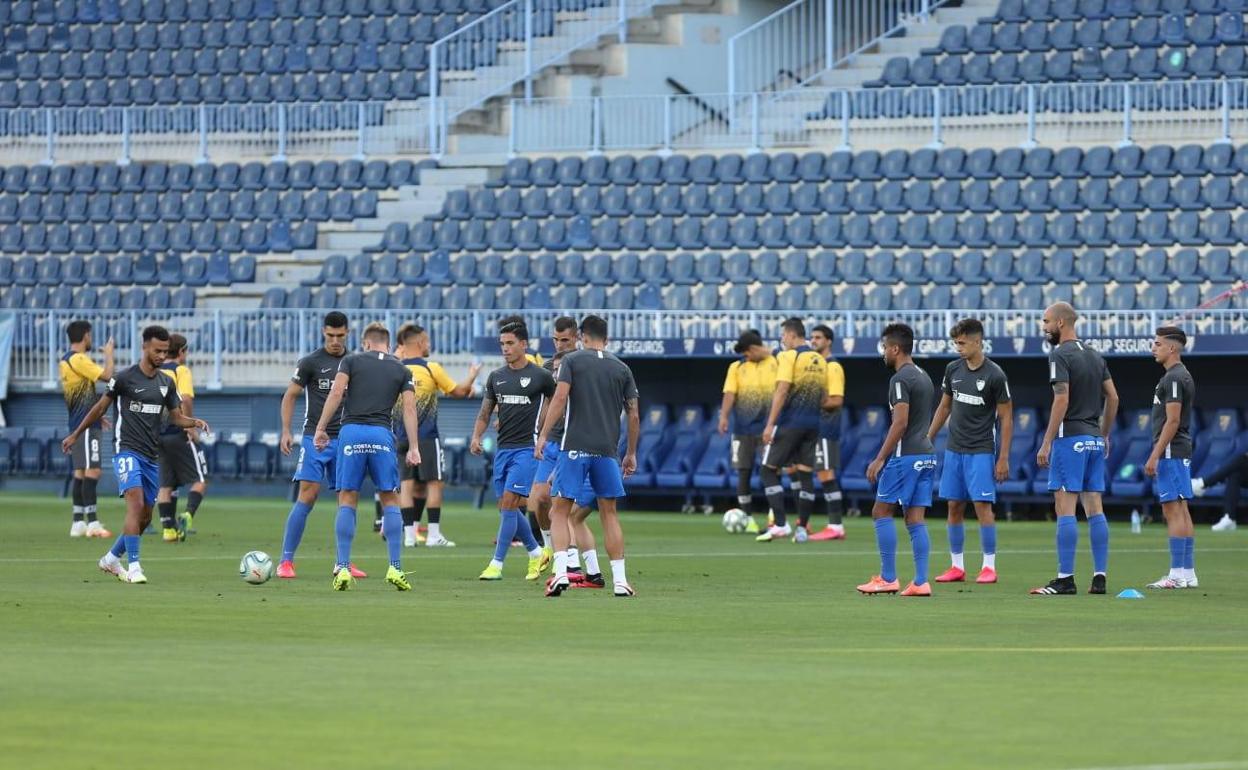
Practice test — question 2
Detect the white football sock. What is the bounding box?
[951,552,965,570]
[982,553,996,570]
[567,546,580,569]
[427,522,441,539]
[552,550,569,581]
[541,529,553,549]
[527,547,542,558]
[583,550,600,575]
[609,558,627,586]
[489,559,504,570]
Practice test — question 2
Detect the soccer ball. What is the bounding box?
[721,508,750,534]
[239,551,275,585]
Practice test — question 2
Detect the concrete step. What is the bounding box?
[375,199,443,221]
[876,34,941,55]
[934,6,990,24]
[322,230,384,251]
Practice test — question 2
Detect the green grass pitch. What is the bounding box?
[1,491,1245,770]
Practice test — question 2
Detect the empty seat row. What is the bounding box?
[386,208,1248,252]
[0,0,508,26]
[0,159,428,194]
[0,252,254,286]
[989,0,1246,23]
[0,219,316,253]
[0,189,377,225]
[928,14,1247,58]
[493,145,1248,189]
[438,176,1248,221]
[304,246,1248,291]
[0,284,197,310]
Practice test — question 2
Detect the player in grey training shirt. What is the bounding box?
[1032,302,1120,596]
[535,315,640,597]
[276,312,350,579]
[1145,326,1199,589]
[859,323,937,597]
[62,325,209,584]
[471,317,556,579]
[314,322,420,591]
[926,318,1013,584]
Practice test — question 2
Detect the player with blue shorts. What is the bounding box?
[313,322,421,592]
[61,325,209,585]
[275,311,357,580]
[1033,302,1119,596]
[536,315,640,597]
[926,318,1013,585]
[1145,327,1199,590]
[860,323,937,597]
[472,317,556,581]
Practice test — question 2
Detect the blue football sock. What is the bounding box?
[1183,536,1195,570]
[110,534,126,558]
[874,517,897,583]
[947,522,965,556]
[980,524,997,556]
[1168,536,1185,571]
[124,534,140,565]
[1056,515,1078,576]
[907,522,931,586]
[382,506,403,569]
[493,509,519,563]
[1088,513,1109,575]
[281,500,314,563]
[334,505,356,569]
[513,508,540,552]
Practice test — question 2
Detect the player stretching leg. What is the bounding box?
[62,326,209,584]
[808,324,847,541]
[858,324,937,597]
[718,329,778,530]
[60,320,115,538]
[275,312,367,579]
[393,323,478,548]
[155,334,209,542]
[927,319,1013,584]
[757,318,827,543]
[536,315,640,598]
[1145,327,1199,590]
[1032,303,1119,596]
[473,318,556,581]
[315,323,420,591]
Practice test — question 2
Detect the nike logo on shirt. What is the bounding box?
[133,388,146,393]
[321,368,333,373]
[951,379,962,384]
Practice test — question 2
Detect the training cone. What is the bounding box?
[1116,589,1145,599]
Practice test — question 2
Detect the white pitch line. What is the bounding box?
[1059,762,1248,770]
[2,546,1247,564]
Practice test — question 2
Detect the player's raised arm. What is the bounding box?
[99,336,116,382]
[449,361,482,398]
[61,391,115,455]
[470,392,497,456]
[315,370,350,450]
[279,379,304,455]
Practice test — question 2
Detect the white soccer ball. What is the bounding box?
[721,508,749,534]
[239,551,275,585]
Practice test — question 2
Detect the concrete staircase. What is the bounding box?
[202,164,505,304]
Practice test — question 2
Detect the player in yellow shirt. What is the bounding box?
[61,320,116,538]
[757,318,828,542]
[718,329,777,523]
[392,323,480,547]
[156,334,209,541]
[806,324,848,541]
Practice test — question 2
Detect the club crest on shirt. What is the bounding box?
[976,379,985,391]
[520,377,531,388]
[159,385,168,397]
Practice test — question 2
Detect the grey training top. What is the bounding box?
[1048,340,1112,438]
[485,362,556,449]
[888,362,935,457]
[1151,362,1195,459]
[942,357,1012,455]
[557,348,640,459]
[108,364,182,460]
[338,351,414,429]
[292,347,346,438]
[543,353,568,445]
